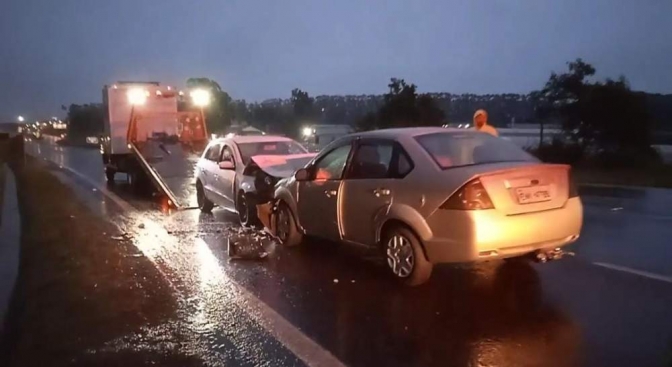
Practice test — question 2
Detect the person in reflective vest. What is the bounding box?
[472,109,499,137]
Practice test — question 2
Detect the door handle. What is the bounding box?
[324,189,337,198]
[373,188,391,197]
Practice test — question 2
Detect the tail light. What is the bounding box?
[440,179,494,210]
[568,169,579,198]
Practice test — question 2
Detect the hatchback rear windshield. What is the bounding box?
[238,141,308,165]
[414,132,538,169]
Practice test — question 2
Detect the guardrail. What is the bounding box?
[0,135,23,328]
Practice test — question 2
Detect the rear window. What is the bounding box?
[414,132,537,169]
[237,140,308,165]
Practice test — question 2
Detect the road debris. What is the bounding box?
[111,233,132,241]
[138,223,146,229]
[227,227,274,261]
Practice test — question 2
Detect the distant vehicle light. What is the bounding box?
[17,116,25,122]
[190,89,211,107]
[86,136,99,144]
[464,124,471,128]
[127,88,148,105]
[302,127,314,137]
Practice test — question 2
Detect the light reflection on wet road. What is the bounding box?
[25,138,672,367]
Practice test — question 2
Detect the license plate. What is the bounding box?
[515,185,552,204]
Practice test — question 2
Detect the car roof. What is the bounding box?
[215,135,294,144]
[352,126,466,140]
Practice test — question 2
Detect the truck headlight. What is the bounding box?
[127,88,148,105]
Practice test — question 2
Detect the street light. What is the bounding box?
[190,89,211,107]
[302,126,314,137]
[17,116,25,122]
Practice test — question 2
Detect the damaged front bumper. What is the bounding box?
[256,201,279,237]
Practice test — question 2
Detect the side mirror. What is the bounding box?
[218,161,235,170]
[294,168,310,181]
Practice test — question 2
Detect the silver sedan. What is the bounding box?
[273,127,583,286]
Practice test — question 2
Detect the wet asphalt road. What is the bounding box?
[24,137,672,367]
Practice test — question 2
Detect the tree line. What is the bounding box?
[66,60,672,160]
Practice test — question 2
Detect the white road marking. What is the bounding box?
[42,155,347,367]
[57,164,135,212]
[593,262,672,284]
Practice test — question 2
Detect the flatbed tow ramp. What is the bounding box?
[127,109,208,210]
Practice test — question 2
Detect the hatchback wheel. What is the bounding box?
[196,181,214,213]
[276,202,303,247]
[383,226,432,286]
[237,192,258,227]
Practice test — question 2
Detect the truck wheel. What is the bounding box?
[276,202,303,247]
[128,170,143,194]
[382,225,433,286]
[105,168,116,183]
[196,181,214,213]
[237,192,258,227]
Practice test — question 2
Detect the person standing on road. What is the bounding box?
[472,109,499,137]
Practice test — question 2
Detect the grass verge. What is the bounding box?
[574,165,672,188]
[0,159,199,366]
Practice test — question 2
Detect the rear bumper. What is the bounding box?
[423,197,583,263]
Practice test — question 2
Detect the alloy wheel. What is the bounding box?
[238,195,248,223]
[276,207,290,242]
[386,234,415,278]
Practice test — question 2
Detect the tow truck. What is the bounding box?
[100,81,210,209]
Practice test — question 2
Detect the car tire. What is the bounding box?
[276,202,303,247]
[128,170,139,192]
[197,181,214,213]
[237,192,258,227]
[382,225,433,286]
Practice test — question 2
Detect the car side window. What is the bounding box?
[221,145,234,162]
[312,144,352,181]
[346,141,414,179]
[394,147,414,177]
[205,144,221,162]
[348,142,394,179]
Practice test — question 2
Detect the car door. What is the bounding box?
[213,144,237,208]
[198,143,221,197]
[340,139,414,246]
[297,142,354,241]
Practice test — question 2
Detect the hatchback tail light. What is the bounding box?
[568,169,579,198]
[440,179,494,210]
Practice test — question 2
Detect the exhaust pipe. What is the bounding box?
[533,247,575,263]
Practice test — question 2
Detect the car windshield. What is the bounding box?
[414,132,538,169]
[237,140,308,165]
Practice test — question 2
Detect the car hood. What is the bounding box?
[246,153,316,178]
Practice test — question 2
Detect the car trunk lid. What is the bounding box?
[477,163,570,215]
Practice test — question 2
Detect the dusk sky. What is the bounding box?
[1,0,671,121]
